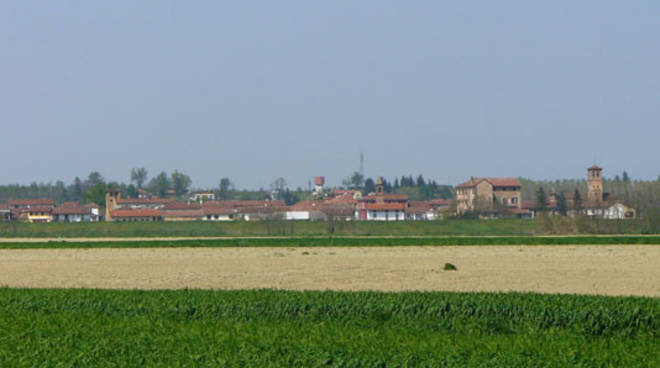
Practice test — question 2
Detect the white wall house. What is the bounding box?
[586,202,636,219]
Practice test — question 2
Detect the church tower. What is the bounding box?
[105,189,121,221]
[587,165,603,203]
[375,176,385,195]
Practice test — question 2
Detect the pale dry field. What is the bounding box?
[1,245,659,297]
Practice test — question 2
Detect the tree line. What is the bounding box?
[340,172,454,200]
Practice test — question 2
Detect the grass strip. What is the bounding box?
[0,236,659,248]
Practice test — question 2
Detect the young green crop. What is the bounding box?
[0,288,658,367]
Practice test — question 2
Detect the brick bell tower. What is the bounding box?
[587,165,603,203]
[105,189,121,221]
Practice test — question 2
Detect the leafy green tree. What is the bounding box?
[281,188,299,205]
[130,168,148,188]
[126,184,138,199]
[87,172,104,187]
[72,177,83,202]
[85,182,106,205]
[218,178,232,200]
[148,172,170,197]
[350,172,364,189]
[416,175,426,187]
[171,171,192,196]
[536,187,548,213]
[364,178,376,194]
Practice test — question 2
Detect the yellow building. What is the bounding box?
[25,207,53,223]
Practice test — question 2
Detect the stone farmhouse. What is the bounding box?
[455,177,525,216]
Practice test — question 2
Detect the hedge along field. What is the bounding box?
[0,219,542,237]
[0,289,658,367]
[0,235,659,249]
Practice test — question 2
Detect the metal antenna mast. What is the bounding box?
[360,151,365,177]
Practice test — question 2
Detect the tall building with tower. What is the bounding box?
[587,165,603,203]
[313,176,325,195]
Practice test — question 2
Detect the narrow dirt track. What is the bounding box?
[1,246,658,297]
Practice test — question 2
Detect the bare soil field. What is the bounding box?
[1,246,658,297]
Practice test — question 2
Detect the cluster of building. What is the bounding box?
[102,177,453,223]
[0,165,636,223]
[456,165,636,219]
[0,200,100,223]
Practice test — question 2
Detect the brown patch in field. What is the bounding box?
[0,246,658,297]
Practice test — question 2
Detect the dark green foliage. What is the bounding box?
[0,235,658,249]
[0,289,657,367]
[536,187,548,213]
[148,171,170,197]
[170,170,192,196]
[443,262,457,271]
[364,178,376,194]
[574,189,582,212]
[557,192,568,216]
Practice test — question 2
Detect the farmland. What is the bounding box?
[1,235,660,249]
[0,288,658,367]
[2,245,659,296]
[1,235,659,366]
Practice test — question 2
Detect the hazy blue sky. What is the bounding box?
[1,1,658,189]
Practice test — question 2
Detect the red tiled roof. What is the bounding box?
[203,200,286,209]
[25,206,54,213]
[428,199,453,206]
[487,178,521,187]
[320,202,355,216]
[116,198,174,205]
[162,202,202,211]
[366,203,406,211]
[521,201,537,209]
[456,177,520,189]
[53,207,92,215]
[137,188,148,194]
[202,207,235,216]
[0,203,9,211]
[358,194,408,202]
[8,199,55,206]
[289,201,322,212]
[163,209,203,218]
[61,201,81,207]
[406,201,432,213]
[111,209,164,218]
[84,203,100,209]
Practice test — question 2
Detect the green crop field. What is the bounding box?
[1,218,653,239]
[0,219,542,237]
[0,289,657,367]
[1,235,660,249]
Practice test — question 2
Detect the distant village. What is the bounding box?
[0,165,638,223]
